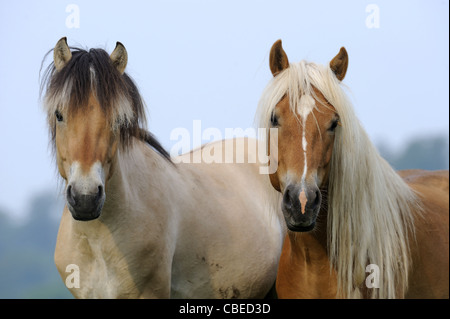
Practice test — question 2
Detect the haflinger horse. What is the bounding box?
[41,37,285,298]
[256,39,449,299]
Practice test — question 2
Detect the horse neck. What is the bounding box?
[98,139,175,225]
[283,203,338,298]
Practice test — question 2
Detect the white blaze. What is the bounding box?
[297,95,315,188]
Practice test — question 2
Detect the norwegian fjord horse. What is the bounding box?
[256,40,449,298]
[41,37,285,298]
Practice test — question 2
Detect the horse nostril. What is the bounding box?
[97,185,103,198]
[313,189,321,207]
[67,185,76,206]
[283,188,292,209]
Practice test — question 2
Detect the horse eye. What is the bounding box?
[328,119,339,132]
[270,112,279,127]
[55,110,64,122]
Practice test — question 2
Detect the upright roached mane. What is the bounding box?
[256,59,419,298]
[40,43,170,160]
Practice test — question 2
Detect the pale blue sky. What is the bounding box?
[0,0,448,220]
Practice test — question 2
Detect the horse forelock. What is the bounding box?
[42,47,142,141]
[256,61,329,131]
[257,59,420,298]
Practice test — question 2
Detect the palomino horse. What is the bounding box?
[41,37,285,298]
[256,39,449,298]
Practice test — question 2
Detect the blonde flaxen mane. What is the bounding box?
[256,60,419,298]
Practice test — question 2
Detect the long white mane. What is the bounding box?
[256,60,419,298]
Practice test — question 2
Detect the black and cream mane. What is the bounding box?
[40,46,170,160]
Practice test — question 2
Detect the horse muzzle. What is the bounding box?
[281,183,321,232]
[67,183,105,221]
[65,161,106,221]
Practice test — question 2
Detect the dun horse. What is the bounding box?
[41,37,285,298]
[256,40,449,298]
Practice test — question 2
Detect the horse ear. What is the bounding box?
[330,47,348,81]
[110,42,128,74]
[53,37,72,71]
[269,39,289,76]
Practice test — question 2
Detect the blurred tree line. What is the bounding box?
[378,134,449,171]
[0,193,72,298]
[0,134,448,299]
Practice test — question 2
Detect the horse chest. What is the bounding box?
[276,234,337,298]
[56,233,141,298]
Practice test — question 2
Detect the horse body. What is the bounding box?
[172,141,285,298]
[45,38,285,298]
[55,137,283,298]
